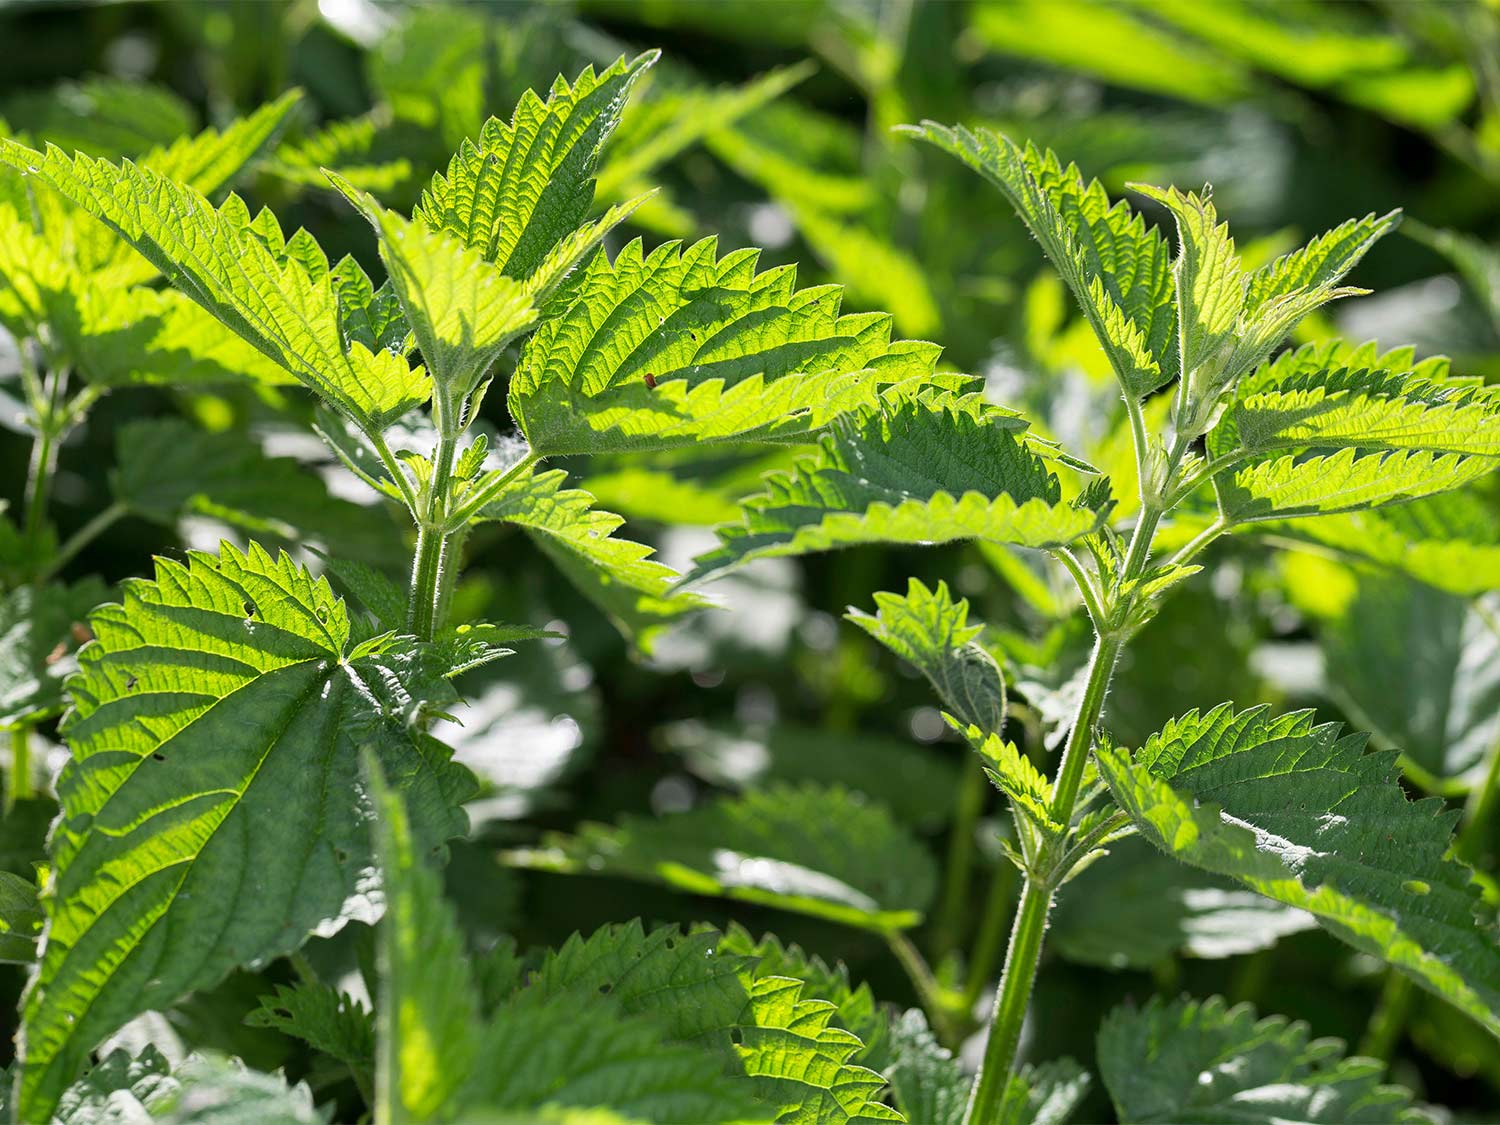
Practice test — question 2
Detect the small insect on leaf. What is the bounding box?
[643,372,657,389]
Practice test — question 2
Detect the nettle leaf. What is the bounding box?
[1097,995,1434,1124]
[16,542,472,1122]
[477,466,705,650]
[332,178,536,407]
[900,123,1175,396]
[464,990,766,1124]
[414,53,655,283]
[1051,837,1316,970]
[508,237,942,457]
[506,783,937,933]
[692,397,1102,581]
[367,756,480,1123]
[113,418,401,565]
[247,981,374,1086]
[0,870,43,965]
[1131,184,1243,388]
[1214,447,1496,523]
[0,139,429,429]
[1312,570,1500,785]
[513,922,902,1124]
[848,579,1006,735]
[1258,485,1500,597]
[660,720,962,830]
[0,579,104,728]
[1210,342,1500,461]
[882,1010,967,1125]
[43,1047,327,1125]
[1097,704,1500,1038]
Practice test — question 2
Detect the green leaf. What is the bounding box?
[1406,219,1500,336]
[1130,184,1244,391]
[960,728,1061,838]
[900,123,1175,396]
[693,397,1103,581]
[847,579,1006,735]
[0,870,43,964]
[659,720,962,829]
[0,77,195,158]
[1051,837,1315,970]
[1299,568,1500,784]
[737,974,903,1124]
[113,418,402,565]
[508,237,942,456]
[505,783,937,932]
[461,990,766,1124]
[0,138,429,429]
[0,579,103,728]
[16,542,471,1122]
[414,53,656,283]
[1254,485,1500,597]
[246,981,374,1088]
[1209,342,1500,460]
[331,177,536,407]
[477,467,706,650]
[1214,446,1496,523]
[882,1010,967,1125]
[367,754,480,1123]
[1096,704,1500,1038]
[994,1059,1092,1125]
[1097,995,1434,1124]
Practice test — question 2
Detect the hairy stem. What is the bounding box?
[407,428,460,641]
[24,425,58,544]
[964,879,1053,1125]
[933,761,987,960]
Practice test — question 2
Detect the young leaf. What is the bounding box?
[1130,184,1244,394]
[414,53,656,283]
[508,237,943,457]
[1098,995,1434,1124]
[506,783,938,933]
[0,141,429,428]
[901,123,1175,396]
[692,397,1103,581]
[1096,704,1500,1038]
[477,467,706,650]
[847,579,1006,735]
[882,1010,968,1125]
[331,178,536,409]
[366,754,480,1123]
[16,542,472,1122]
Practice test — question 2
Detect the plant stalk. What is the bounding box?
[963,878,1054,1125]
[406,428,460,641]
[24,425,58,543]
[9,727,33,806]
[35,501,127,584]
[933,761,988,959]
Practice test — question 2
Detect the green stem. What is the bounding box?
[24,425,58,543]
[1359,972,1414,1061]
[886,930,958,1042]
[1458,724,1500,865]
[963,860,1017,1010]
[8,727,32,805]
[1048,631,1124,825]
[406,429,460,641]
[933,761,987,959]
[963,879,1054,1125]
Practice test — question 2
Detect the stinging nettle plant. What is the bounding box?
[2,44,1500,1125]
[0,51,967,1124]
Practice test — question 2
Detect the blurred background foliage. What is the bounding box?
[3,0,1500,1120]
